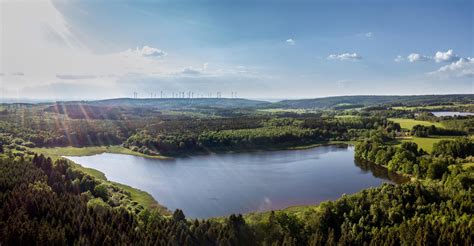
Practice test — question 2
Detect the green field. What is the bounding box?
[388,118,444,130]
[399,136,456,153]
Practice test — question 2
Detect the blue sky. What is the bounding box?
[1,0,473,99]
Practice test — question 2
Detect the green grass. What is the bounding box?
[30,145,170,160]
[399,136,456,153]
[388,118,444,130]
[73,162,107,180]
[111,181,169,215]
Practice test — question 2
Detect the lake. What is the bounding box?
[66,145,404,218]
[432,111,474,117]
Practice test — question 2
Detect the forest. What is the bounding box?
[0,95,473,245]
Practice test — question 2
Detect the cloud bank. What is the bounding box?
[434,49,459,63]
[429,58,474,78]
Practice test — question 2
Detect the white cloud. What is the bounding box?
[327,53,362,61]
[122,46,167,58]
[407,53,430,62]
[365,32,373,38]
[394,55,405,62]
[400,50,460,63]
[429,58,474,78]
[286,38,295,45]
[434,49,459,63]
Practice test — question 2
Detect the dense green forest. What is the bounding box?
[123,117,401,155]
[0,95,473,244]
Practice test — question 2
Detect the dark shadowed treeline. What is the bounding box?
[124,117,401,155]
[411,124,466,137]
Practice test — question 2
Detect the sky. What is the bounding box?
[0,0,473,100]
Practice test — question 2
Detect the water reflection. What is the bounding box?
[431,111,474,117]
[354,158,409,184]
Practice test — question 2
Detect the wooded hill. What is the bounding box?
[269,94,474,109]
[58,98,271,109]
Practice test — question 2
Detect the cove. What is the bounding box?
[66,145,403,218]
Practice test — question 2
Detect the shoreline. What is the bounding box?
[145,140,357,158]
[30,145,171,160]
[31,142,354,215]
[32,140,409,219]
[31,141,355,160]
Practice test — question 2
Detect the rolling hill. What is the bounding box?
[267,94,474,109]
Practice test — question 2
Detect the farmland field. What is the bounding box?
[399,136,457,153]
[388,118,444,130]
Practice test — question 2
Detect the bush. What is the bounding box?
[93,183,109,201]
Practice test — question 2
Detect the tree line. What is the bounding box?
[123,117,401,155]
[355,135,474,180]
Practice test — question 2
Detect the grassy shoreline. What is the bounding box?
[31,145,170,160]
[30,145,170,214]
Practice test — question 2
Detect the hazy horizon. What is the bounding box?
[1,93,473,105]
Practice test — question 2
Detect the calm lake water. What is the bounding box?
[67,146,403,218]
[432,111,474,117]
